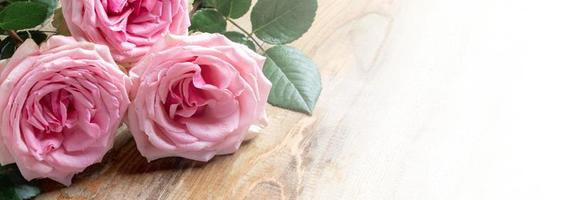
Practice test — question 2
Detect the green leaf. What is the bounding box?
[0,2,49,30]
[223,31,256,51]
[0,164,22,185]
[34,0,57,16]
[251,0,317,45]
[210,0,252,19]
[0,164,28,187]
[0,188,19,200]
[190,9,227,33]
[9,0,58,16]
[201,0,216,8]
[263,46,322,114]
[13,185,40,200]
[0,31,48,59]
[0,164,41,200]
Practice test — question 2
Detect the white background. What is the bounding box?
[308,0,569,199]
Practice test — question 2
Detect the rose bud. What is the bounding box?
[0,36,130,185]
[128,34,271,162]
[60,0,190,64]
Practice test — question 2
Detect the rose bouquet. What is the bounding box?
[0,0,321,199]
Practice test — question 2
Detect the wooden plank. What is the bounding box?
[36,0,396,198]
[35,0,569,199]
[34,0,404,199]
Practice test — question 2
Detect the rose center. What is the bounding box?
[106,0,134,15]
[23,88,80,157]
[37,89,75,133]
[165,75,209,120]
[106,0,157,19]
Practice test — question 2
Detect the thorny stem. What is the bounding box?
[226,18,266,53]
[8,30,23,46]
[190,0,202,16]
[190,0,266,53]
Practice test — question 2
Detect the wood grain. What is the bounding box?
[38,0,395,199]
[35,0,395,199]
[35,0,569,199]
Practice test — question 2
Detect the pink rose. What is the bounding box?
[128,34,271,162]
[60,0,190,63]
[0,36,130,185]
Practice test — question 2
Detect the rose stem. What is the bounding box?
[226,18,267,53]
[189,0,266,53]
[8,30,23,46]
[190,0,202,16]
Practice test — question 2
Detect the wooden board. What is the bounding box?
[36,0,569,199]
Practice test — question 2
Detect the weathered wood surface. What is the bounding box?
[36,0,569,199]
